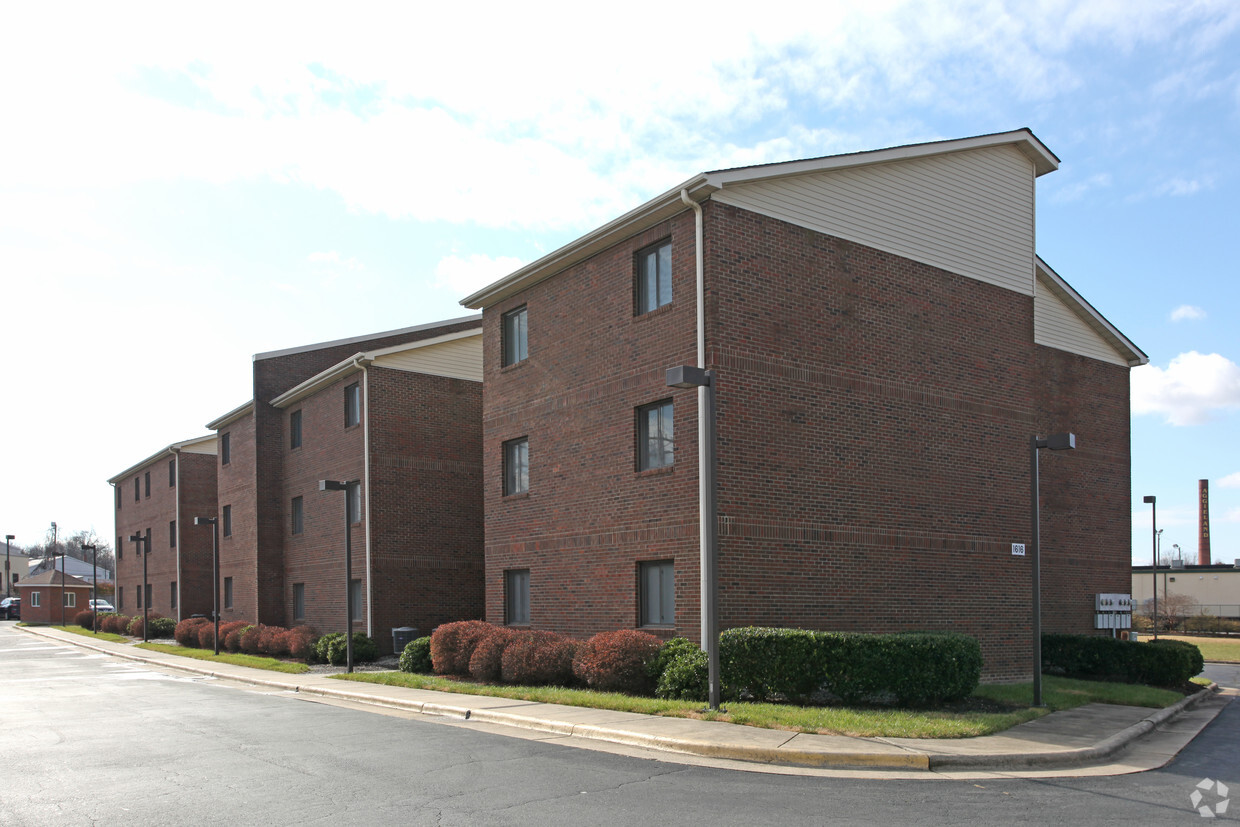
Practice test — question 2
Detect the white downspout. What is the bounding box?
[361,362,374,640]
[681,188,708,649]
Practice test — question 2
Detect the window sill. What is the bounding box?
[634,302,675,321]
[500,359,529,374]
[636,465,675,478]
[503,492,530,501]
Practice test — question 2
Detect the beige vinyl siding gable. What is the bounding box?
[371,334,482,382]
[1034,273,1129,366]
[711,144,1037,296]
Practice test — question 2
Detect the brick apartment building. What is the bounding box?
[108,435,218,619]
[462,129,1146,680]
[203,316,483,651]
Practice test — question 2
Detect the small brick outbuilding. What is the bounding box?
[17,570,95,625]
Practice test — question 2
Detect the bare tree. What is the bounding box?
[1141,593,1198,632]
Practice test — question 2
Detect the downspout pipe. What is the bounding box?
[681,189,709,650]
[357,357,374,642]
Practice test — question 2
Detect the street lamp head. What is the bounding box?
[194,516,217,526]
[82,544,96,552]
[128,533,142,542]
[665,365,711,389]
[319,479,348,492]
[1045,433,1075,451]
[5,534,13,541]
[1143,495,1156,504]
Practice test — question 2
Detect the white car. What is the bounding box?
[88,599,116,614]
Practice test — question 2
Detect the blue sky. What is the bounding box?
[2,1,1237,565]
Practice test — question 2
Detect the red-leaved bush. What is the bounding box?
[468,627,515,682]
[240,624,264,654]
[259,625,289,657]
[101,614,129,634]
[572,630,663,694]
[174,617,208,646]
[127,613,163,639]
[75,610,95,630]
[281,626,317,660]
[501,630,579,687]
[431,620,495,675]
[214,621,249,651]
[224,623,251,652]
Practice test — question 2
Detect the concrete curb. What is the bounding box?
[16,626,1216,772]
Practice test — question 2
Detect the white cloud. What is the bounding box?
[1050,172,1112,203]
[1155,177,1213,197]
[1171,305,1207,322]
[434,254,527,296]
[307,251,364,271]
[1132,352,1240,425]
[1219,472,1240,488]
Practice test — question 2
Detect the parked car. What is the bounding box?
[88,599,115,614]
[1,597,19,619]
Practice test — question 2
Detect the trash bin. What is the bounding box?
[392,626,419,653]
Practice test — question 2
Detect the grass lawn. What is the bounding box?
[332,672,1187,739]
[48,625,131,644]
[138,642,309,674]
[1155,634,1240,664]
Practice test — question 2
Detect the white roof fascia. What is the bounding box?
[106,434,218,485]
[461,129,1057,310]
[270,329,484,408]
[253,314,481,362]
[205,400,255,431]
[1036,257,1148,367]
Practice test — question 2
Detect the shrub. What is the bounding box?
[225,624,253,653]
[212,621,249,651]
[316,632,379,665]
[197,622,217,649]
[102,614,132,634]
[282,626,317,661]
[720,627,824,702]
[128,613,164,639]
[572,630,663,695]
[656,645,708,700]
[647,637,700,686]
[240,625,264,655]
[501,630,579,686]
[399,636,433,674]
[469,627,516,682]
[147,617,176,639]
[430,620,495,675]
[75,610,95,630]
[259,625,289,657]
[174,617,208,646]
[1042,633,1204,686]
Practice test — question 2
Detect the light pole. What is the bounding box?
[5,534,13,598]
[666,365,721,711]
[1144,496,1157,640]
[1030,432,1076,708]
[129,532,149,642]
[194,517,220,655]
[320,479,360,673]
[83,544,98,633]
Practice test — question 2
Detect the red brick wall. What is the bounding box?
[481,199,1134,681]
[114,455,184,619]
[176,451,219,619]
[216,411,259,623]
[367,368,484,651]
[482,212,701,638]
[16,582,94,625]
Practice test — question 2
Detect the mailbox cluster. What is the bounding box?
[1094,592,1133,631]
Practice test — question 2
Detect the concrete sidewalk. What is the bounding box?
[20,625,1228,777]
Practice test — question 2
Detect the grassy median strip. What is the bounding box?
[331,672,1187,738]
[1157,634,1240,664]
[49,625,130,644]
[137,642,310,674]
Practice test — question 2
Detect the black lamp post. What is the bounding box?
[194,517,220,655]
[1144,495,1158,640]
[129,532,149,642]
[320,479,360,673]
[82,544,98,633]
[1030,432,1076,707]
[5,534,13,598]
[666,365,720,711]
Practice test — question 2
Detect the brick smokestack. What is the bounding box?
[1199,479,1211,566]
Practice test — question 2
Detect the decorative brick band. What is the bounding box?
[375,454,481,475]
[486,520,698,555]
[718,515,1011,554]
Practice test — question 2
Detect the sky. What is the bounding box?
[2,0,1238,566]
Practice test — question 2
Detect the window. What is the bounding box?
[169,458,176,487]
[502,306,528,366]
[293,583,305,621]
[505,569,530,625]
[224,577,233,609]
[169,520,176,548]
[290,410,302,449]
[171,582,177,610]
[117,536,123,560]
[64,592,76,608]
[31,591,40,608]
[144,583,152,609]
[134,477,140,502]
[144,471,151,498]
[639,560,675,626]
[349,579,362,622]
[347,483,362,525]
[116,486,122,510]
[344,383,360,428]
[503,437,529,496]
[637,400,674,470]
[636,240,672,314]
[291,496,304,535]
[223,505,232,537]
[221,432,231,465]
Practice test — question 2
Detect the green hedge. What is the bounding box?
[315,632,379,666]
[719,628,982,706]
[1042,634,1204,686]
[399,636,433,673]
